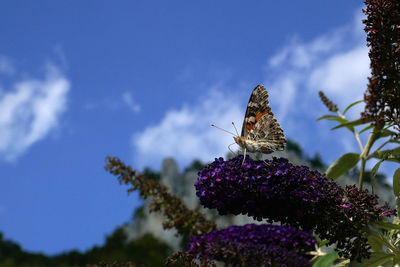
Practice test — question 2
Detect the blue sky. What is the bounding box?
[1,0,389,255]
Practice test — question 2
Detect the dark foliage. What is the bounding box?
[362,0,400,128]
[286,139,303,158]
[0,229,170,267]
[105,156,216,238]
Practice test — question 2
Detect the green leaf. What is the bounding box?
[313,252,339,267]
[368,233,384,252]
[343,100,363,115]
[372,221,400,231]
[333,259,350,267]
[370,160,383,192]
[372,148,400,163]
[317,115,348,123]
[376,128,396,139]
[372,150,391,160]
[394,168,400,197]
[361,252,393,267]
[326,153,361,180]
[358,124,374,135]
[331,118,372,131]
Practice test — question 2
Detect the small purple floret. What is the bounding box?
[187,224,315,267]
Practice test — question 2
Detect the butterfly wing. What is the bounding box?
[247,114,286,153]
[240,85,272,138]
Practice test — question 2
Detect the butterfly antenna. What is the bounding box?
[232,122,239,136]
[211,124,237,136]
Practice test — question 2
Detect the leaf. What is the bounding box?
[333,259,350,267]
[313,252,339,267]
[370,160,383,192]
[358,124,374,135]
[326,153,360,180]
[372,148,400,162]
[372,221,400,231]
[331,118,372,131]
[317,115,348,123]
[361,252,393,267]
[368,233,384,252]
[343,100,363,115]
[394,168,400,197]
[376,128,396,139]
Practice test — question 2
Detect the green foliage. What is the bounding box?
[132,205,146,220]
[393,168,400,197]
[184,159,205,173]
[326,153,360,180]
[0,228,171,267]
[142,167,161,181]
[312,252,338,267]
[286,139,303,158]
[308,153,325,169]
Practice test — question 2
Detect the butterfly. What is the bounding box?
[233,85,286,155]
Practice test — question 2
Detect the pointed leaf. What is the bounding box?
[358,124,374,135]
[368,233,384,252]
[374,150,392,160]
[372,221,400,231]
[313,252,339,267]
[326,153,360,180]
[317,115,348,123]
[343,100,363,115]
[376,128,396,139]
[372,148,400,163]
[361,252,393,267]
[333,259,350,267]
[394,168,400,197]
[331,118,372,131]
[370,160,383,192]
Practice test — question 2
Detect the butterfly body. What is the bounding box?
[234,85,286,154]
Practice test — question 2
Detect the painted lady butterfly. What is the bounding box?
[234,85,286,154]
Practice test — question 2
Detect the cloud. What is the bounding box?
[132,9,373,171]
[0,55,15,75]
[263,9,370,161]
[132,86,244,169]
[0,63,70,161]
[122,91,141,113]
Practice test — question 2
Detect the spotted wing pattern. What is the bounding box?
[241,85,286,153]
[246,114,286,153]
[240,85,271,138]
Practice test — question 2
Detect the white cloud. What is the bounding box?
[132,9,373,172]
[0,55,14,75]
[132,86,244,169]
[0,63,70,161]
[264,9,370,161]
[122,91,141,113]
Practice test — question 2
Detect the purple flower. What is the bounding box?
[195,155,334,228]
[195,155,395,261]
[187,224,315,267]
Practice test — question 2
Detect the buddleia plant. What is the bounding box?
[315,0,400,266]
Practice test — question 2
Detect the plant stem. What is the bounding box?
[336,111,364,152]
[358,124,383,189]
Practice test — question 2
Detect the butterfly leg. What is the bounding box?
[228,142,236,154]
[242,148,247,166]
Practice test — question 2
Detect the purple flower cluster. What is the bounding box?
[188,224,315,267]
[194,155,395,260]
[195,155,335,228]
